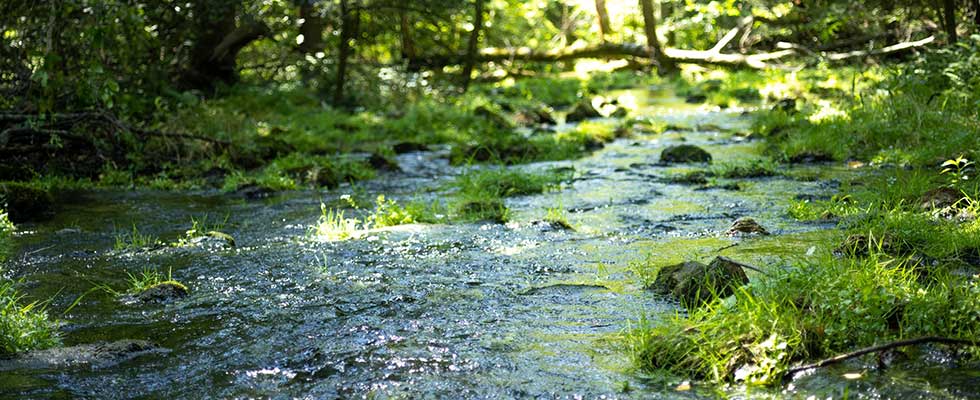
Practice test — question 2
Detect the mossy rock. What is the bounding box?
[726,217,769,236]
[0,340,162,370]
[0,182,54,223]
[652,256,749,307]
[137,281,189,302]
[515,106,556,126]
[660,145,712,164]
[565,100,602,123]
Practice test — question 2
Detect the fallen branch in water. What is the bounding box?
[785,336,980,378]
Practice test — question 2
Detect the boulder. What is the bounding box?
[137,281,189,303]
[0,182,54,223]
[726,217,769,236]
[660,145,712,164]
[919,187,965,210]
[565,100,602,123]
[651,256,750,307]
[0,340,162,371]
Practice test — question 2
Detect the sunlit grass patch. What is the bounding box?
[125,267,186,295]
[626,253,980,384]
[308,194,446,241]
[0,280,60,355]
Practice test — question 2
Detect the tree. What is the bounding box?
[461,0,486,92]
[595,0,612,42]
[639,0,676,74]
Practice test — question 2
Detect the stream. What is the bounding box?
[1,87,978,399]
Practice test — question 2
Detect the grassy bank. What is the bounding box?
[627,37,980,384]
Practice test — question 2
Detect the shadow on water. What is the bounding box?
[1,87,977,398]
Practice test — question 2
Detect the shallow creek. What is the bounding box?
[1,88,977,399]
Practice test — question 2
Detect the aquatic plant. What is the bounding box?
[0,280,60,355]
[308,204,363,241]
[113,225,161,251]
[366,195,415,228]
[125,268,186,295]
[543,201,573,230]
[451,167,569,221]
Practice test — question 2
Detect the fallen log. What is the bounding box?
[784,336,979,379]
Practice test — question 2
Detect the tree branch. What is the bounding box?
[785,336,979,378]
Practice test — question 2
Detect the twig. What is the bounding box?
[785,336,980,378]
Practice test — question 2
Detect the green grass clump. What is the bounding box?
[114,225,161,251]
[308,194,445,241]
[627,253,980,385]
[125,268,187,295]
[0,280,60,355]
[450,167,569,222]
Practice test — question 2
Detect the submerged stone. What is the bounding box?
[0,340,162,371]
[726,217,769,236]
[660,145,712,164]
[651,256,749,307]
[565,100,602,122]
[137,281,189,302]
[0,182,54,223]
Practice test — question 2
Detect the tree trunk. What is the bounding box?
[974,0,980,27]
[298,1,324,54]
[400,12,417,62]
[595,0,612,42]
[460,0,485,92]
[943,0,957,44]
[334,0,354,106]
[183,1,269,91]
[639,0,676,74]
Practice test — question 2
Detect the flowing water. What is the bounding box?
[1,88,978,399]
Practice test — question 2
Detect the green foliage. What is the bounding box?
[0,209,13,237]
[0,281,60,355]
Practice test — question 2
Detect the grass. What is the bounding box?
[113,224,161,251]
[629,41,980,385]
[0,280,60,355]
[452,167,571,222]
[308,194,447,241]
[125,268,186,295]
[543,201,574,230]
[627,251,980,385]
